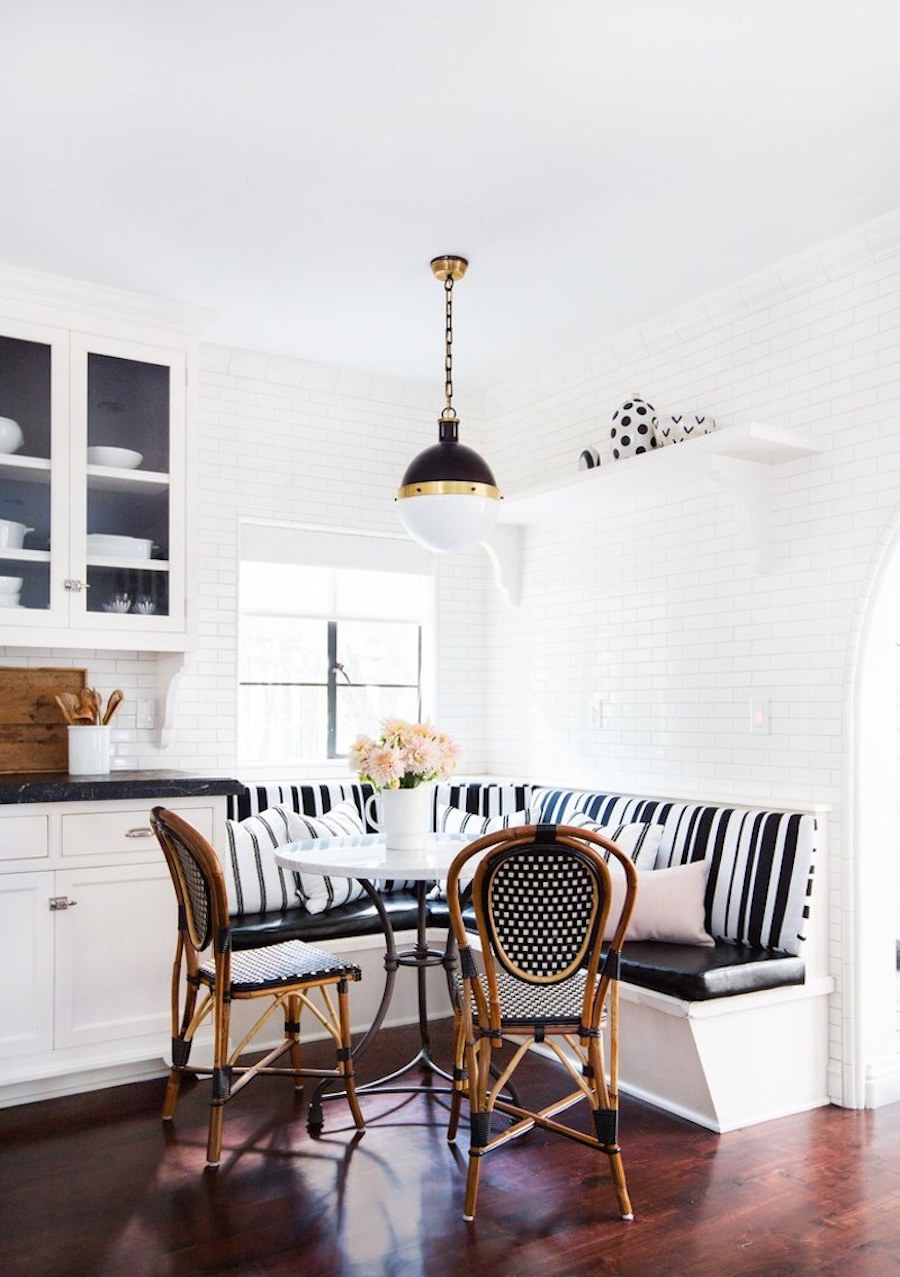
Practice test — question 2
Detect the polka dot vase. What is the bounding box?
[610,396,658,460]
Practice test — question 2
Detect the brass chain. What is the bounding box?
[442,275,455,419]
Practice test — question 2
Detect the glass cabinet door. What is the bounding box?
[0,321,67,621]
[68,334,186,634]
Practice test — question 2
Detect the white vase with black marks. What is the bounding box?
[610,396,658,460]
[655,413,717,446]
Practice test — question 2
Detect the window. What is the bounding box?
[238,526,434,767]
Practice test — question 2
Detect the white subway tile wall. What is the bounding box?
[481,210,900,1100]
[3,209,900,1100]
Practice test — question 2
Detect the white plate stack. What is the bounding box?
[0,575,23,608]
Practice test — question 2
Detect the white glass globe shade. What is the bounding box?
[397,492,500,553]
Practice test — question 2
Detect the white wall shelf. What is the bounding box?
[483,422,822,603]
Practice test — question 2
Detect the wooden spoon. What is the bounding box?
[102,688,124,725]
[54,693,78,725]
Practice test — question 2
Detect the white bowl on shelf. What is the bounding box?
[86,446,143,469]
[0,417,24,454]
[0,593,22,608]
[0,575,23,593]
[86,534,154,560]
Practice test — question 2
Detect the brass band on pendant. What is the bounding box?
[396,480,502,500]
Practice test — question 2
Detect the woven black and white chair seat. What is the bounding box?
[200,941,361,993]
[462,969,602,1028]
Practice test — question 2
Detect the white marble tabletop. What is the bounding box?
[273,831,472,880]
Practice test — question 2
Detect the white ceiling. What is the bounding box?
[2,2,899,390]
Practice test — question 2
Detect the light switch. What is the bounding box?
[750,699,769,735]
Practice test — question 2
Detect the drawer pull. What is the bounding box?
[49,897,78,910]
[125,827,155,839]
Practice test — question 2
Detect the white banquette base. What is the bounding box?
[614,975,835,1133]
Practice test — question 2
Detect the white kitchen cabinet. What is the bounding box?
[0,870,54,1061]
[0,262,209,652]
[0,793,225,1108]
[0,319,190,650]
[53,861,175,1050]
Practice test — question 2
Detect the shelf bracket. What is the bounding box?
[706,455,774,574]
[481,524,522,607]
[155,652,188,748]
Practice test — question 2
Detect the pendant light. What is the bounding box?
[396,255,501,552]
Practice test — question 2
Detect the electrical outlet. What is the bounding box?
[136,697,157,730]
[589,693,603,729]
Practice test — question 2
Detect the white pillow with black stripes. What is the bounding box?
[223,800,368,917]
[560,811,664,871]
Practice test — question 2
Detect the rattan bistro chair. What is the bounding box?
[150,807,365,1167]
[445,823,638,1222]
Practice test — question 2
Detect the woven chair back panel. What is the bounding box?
[168,826,214,952]
[484,848,601,983]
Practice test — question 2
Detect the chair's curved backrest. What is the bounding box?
[480,839,605,984]
[447,824,639,1021]
[151,806,229,955]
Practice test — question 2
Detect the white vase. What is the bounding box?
[67,725,111,775]
[609,395,658,460]
[365,783,434,851]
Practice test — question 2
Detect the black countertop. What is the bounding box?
[0,770,244,805]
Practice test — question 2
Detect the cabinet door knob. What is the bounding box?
[125,827,155,838]
[63,579,89,592]
[49,897,78,910]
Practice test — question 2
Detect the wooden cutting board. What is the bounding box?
[0,667,88,773]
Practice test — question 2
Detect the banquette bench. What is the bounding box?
[222,779,830,1132]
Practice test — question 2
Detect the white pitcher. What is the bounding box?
[365,784,434,851]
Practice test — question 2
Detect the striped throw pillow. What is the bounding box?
[562,812,664,872]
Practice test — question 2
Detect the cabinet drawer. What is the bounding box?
[61,804,215,857]
[0,813,50,862]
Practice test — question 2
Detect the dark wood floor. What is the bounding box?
[2,1019,900,1277]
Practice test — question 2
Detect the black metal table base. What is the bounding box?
[307,880,458,1128]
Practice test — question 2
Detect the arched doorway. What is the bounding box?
[852,525,900,1108]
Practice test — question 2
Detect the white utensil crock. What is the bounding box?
[67,725,111,775]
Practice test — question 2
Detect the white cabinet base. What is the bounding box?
[0,794,226,1109]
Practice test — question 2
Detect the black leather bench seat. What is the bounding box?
[614,940,805,1001]
[230,902,804,1002]
[230,891,421,950]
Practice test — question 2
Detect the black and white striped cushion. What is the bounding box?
[224,800,368,917]
[434,803,531,836]
[534,788,816,955]
[223,804,304,916]
[289,802,369,915]
[562,812,664,871]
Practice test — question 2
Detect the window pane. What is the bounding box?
[239,617,328,682]
[238,685,328,764]
[337,620,420,685]
[335,686,421,756]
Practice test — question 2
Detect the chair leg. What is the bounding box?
[162,1068,183,1122]
[588,1037,633,1221]
[447,1011,467,1144]
[286,993,304,1091]
[337,980,365,1131]
[463,1151,483,1223]
[608,1147,634,1221]
[462,1036,491,1222]
[162,978,199,1121]
[207,988,233,1168]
